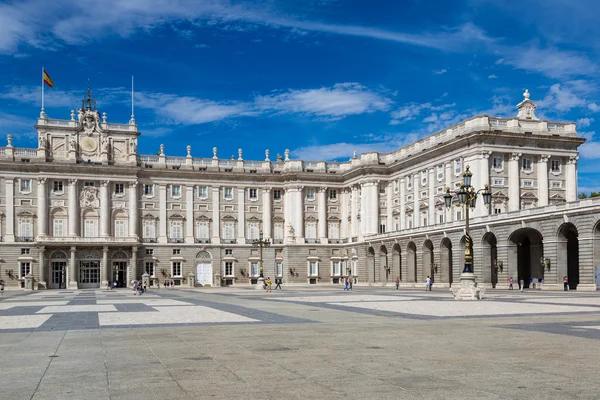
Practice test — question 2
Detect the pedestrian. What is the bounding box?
[267,277,272,293]
[0,279,4,295]
[519,279,524,292]
[143,283,147,293]
[508,277,513,290]
[425,276,431,291]
[395,277,399,290]
[563,276,569,291]
[344,278,349,291]
[165,280,169,289]
[275,278,282,290]
[349,279,353,290]
[156,282,160,291]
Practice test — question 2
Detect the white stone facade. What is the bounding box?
[0,89,592,290]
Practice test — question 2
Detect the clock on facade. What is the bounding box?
[81,137,97,152]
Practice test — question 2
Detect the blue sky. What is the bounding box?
[1,0,600,191]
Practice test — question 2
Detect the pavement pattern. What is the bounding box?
[0,286,599,399]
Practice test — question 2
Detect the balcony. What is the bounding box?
[143,238,158,243]
[222,239,237,244]
[168,238,184,244]
[195,238,211,244]
[272,239,283,244]
[328,239,342,244]
[16,236,35,242]
[305,238,319,244]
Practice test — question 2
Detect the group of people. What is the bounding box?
[132,280,147,295]
[343,278,353,290]
[263,277,282,292]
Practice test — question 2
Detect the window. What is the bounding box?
[332,261,341,276]
[18,218,33,238]
[223,221,235,239]
[19,262,31,279]
[84,219,97,237]
[143,184,154,196]
[145,249,154,255]
[309,261,318,276]
[407,178,412,190]
[437,165,444,180]
[420,191,427,199]
[171,185,181,198]
[248,222,260,240]
[225,262,233,276]
[494,208,502,214]
[522,158,532,171]
[225,249,233,255]
[393,180,399,194]
[250,262,259,277]
[379,183,386,194]
[21,248,30,255]
[421,176,427,187]
[20,179,32,193]
[492,178,505,186]
[173,249,181,255]
[274,222,284,240]
[306,188,315,200]
[53,181,64,193]
[114,183,124,194]
[198,186,208,199]
[145,262,155,276]
[273,190,282,200]
[379,223,386,234]
[492,156,503,169]
[276,262,283,277]
[172,262,182,277]
[223,187,233,200]
[407,219,413,229]
[305,221,317,239]
[456,211,462,221]
[551,160,561,173]
[329,189,337,200]
[551,181,563,189]
[196,221,209,239]
[248,188,257,200]
[114,220,127,238]
[437,187,444,194]
[53,218,66,237]
[455,158,462,174]
[143,220,156,239]
[170,220,183,239]
[522,180,534,188]
[422,217,427,226]
[84,181,95,187]
[439,214,445,224]
[328,222,340,239]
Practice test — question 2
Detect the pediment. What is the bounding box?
[521,192,537,199]
[195,214,211,221]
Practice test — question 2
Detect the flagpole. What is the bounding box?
[41,66,45,118]
[130,75,135,125]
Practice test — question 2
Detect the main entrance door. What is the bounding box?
[79,261,100,288]
[196,263,213,285]
[112,261,127,287]
[51,262,67,289]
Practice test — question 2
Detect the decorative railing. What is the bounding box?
[305,238,319,244]
[139,156,159,163]
[489,118,508,128]
[168,237,184,243]
[272,239,283,244]
[0,148,5,155]
[548,123,566,132]
[105,123,130,131]
[15,236,35,242]
[166,156,186,164]
[222,239,237,244]
[192,158,212,165]
[195,238,211,244]
[46,119,73,127]
[15,149,37,157]
[142,238,158,243]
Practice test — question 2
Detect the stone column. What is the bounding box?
[5,178,14,242]
[262,187,272,238]
[128,181,138,238]
[360,184,367,237]
[159,184,167,243]
[445,163,452,222]
[340,188,349,239]
[508,152,521,212]
[237,187,245,242]
[351,186,358,238]
[211,186,220,244]
[428,169,435,226]
[371,181,379,234]
[100,180,110,237]
[283,187,292,242]
[294,187,304,241]
[386,182,393,231]
[38,246,46,289]
[68,179,79,237]
[566,155,578,202]
[318,187,327,243]
[413,175,420,228]
[538,154,550,207]
[400,178,406,230]
[37,177,48,237]
[186,185,194,242]
[128,247,137,286]
[68,246,78,289]
[101,246,109,287]
[479,151,491,217]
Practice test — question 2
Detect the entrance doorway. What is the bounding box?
[509,228,543,289]
[51,262,67,289]
[196,263,213,285]
[79,261,100,288]
[112,262,127,287]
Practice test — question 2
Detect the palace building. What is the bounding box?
[1,88,598,291]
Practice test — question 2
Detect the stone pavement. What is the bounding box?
[0,286,599,399]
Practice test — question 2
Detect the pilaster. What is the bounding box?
[237,187,245,242]
[428,169,435,226]
[37,177,48,237]
[566,155,578,202]
[262,187,272,238]
[318,186,327,243]
[538,154,550,207]
[400,178,406,230]
[158,184,167,243]
[508,152,521,212]
[68,179,79,237]
[128,181,138,238]
[5,178,14,242]
[211,186,221,244]
[185,185,194,242]
[99,180,110,237]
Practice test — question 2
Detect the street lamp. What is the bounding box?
[443,165,491,299]
[252,230,270,288]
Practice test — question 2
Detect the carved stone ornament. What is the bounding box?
[80,110,103,136]
[80,187,99,208]
[516,89,539,121]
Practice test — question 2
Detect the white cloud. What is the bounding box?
[590,103,600,112]
[0,112,38,140]
[579,133,600,159]
[495,58,504,65]
[498,46,597,79]
[488,74,497,79]
[194,43,209,49]
[433,69,447,75]
[537,82,589,112]
[292,142,394,161]
[577,118,595,128]
[390,102,455,125]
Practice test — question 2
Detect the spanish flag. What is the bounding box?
[43,69,54,88]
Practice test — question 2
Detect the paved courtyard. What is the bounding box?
[1,286,599,399]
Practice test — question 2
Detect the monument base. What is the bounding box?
[67,281,79,290]
[450,272,485,300]
[255,277,266,290]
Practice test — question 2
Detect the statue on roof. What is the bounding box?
[516,88,538,121]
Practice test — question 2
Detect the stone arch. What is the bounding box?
[440,237,453,285]
[379,245,388,282]
[366,247,375,283]
[508,228,544,289]
[392,243,402,281]
[422,240,434,283]
[196,250,212,259]
[49,250,68,259]
[482,232,498,288]
[407,242,417,283]
[112,250,128,260]
[557,223,579,290]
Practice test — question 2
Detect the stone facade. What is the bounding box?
[0,89,596,290]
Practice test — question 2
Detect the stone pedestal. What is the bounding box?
[37,281,47,290]
[24,273,34,291]
[255,277,265,290]
[142,272,150,289]
[214,272,222,287]
[68,281,79,289]
[450,273,485,300]
[187,272,195,288]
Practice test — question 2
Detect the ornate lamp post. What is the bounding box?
[252,230,270,289]
[443,165,492,299]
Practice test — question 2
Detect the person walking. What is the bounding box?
[344,278,349,291]
[425,276,431,291]
[266,277,272,293]
[275,278,282,290]
[0,279,4,295]
[563,276,569,291]
[519,279,525,292]
[349,279,353,291]
[395,277,399,290]
[508,277,513,290]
